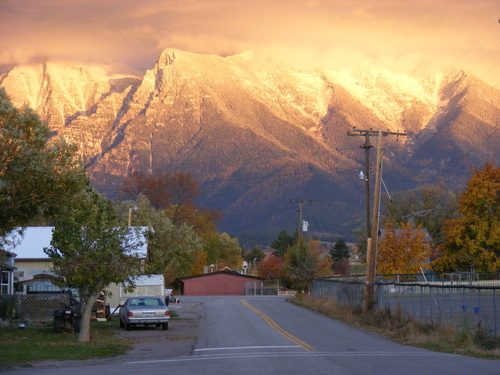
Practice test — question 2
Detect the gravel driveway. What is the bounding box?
[113,300,203,361]
[7,300,203,371]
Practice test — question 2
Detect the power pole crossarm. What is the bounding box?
[347,128,407,138]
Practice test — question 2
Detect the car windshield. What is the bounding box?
[129,298,164,307]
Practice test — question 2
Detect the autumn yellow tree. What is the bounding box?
[433,163,499,272]
[377,221,433,276]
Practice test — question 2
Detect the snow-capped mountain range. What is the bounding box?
[1,49,499,246]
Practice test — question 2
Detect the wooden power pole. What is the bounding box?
[347,127,406,312]
[290,198,312,243]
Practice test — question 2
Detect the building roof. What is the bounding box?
[4,226,148,259]
[178,270,265,282]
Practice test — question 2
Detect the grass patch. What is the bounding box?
[291,294,500,360]
[0,320,133,370]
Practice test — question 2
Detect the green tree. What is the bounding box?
[204,232,243,270]
[145,212,204,285]
[330,238,350,275]
[243,247,266,263]
[284,239,331,292]
[45,187,142,342]
[434,163,499,272]
[271,230,296,258]
[353,226,368,263]
[115,194,205,285]
[0,88,86,241]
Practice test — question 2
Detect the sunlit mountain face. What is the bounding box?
[2,49,499,247]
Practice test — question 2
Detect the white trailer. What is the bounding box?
[119,274,166,306]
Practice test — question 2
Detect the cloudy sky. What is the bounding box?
[1,0,498,85]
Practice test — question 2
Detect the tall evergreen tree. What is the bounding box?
[271,230,296,258]
[330,238,350,275]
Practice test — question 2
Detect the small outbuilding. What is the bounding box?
[178,271,265,296]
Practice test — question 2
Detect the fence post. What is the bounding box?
[429,287,434,324]
[494,289,497,336]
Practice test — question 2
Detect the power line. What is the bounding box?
[447,19,498,73]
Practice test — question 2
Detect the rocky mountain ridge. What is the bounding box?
[1,49,499,246]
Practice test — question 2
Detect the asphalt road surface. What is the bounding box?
[4,296,499,375]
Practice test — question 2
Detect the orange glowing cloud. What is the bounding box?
[0,0,498,85]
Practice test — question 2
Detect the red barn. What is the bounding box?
[178,271,265,296]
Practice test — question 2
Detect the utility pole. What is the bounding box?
[347,131,373,239]
[347,127,406,312]
[290,199,312,243]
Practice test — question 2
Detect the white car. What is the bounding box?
[119,296,170,330]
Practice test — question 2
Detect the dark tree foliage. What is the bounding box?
[330,237,350,276]
[271,230,297,258]
[0,88,86,241]
[120,170,222,238]
[330,238,350,261]
[243,247,266,263]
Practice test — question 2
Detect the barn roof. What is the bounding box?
[178,270,265,281]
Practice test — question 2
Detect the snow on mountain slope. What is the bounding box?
[1,62,139,129]
[326,67,441,132]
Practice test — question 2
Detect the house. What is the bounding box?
[177,270,265,296]
[0,249,16,295]
[3,227,58,293]
[3,226,148,310]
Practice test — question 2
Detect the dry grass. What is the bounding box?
[291,294,500,360]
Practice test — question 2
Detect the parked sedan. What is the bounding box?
[119,296,170,330]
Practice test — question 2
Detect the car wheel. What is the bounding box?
[162,322,168,330]
[119,319,124,328]
[125,321,132,331]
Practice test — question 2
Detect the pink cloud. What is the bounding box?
[0,0,498,84]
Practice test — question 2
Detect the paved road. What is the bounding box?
[4,296,499,375]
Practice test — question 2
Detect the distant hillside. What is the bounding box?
[2,49,499,247]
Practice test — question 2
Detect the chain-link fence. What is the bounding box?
[244,280,281,295]
[312,277,499,336]
[0,294,70,325]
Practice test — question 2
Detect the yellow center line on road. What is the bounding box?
[241,299,316,352]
